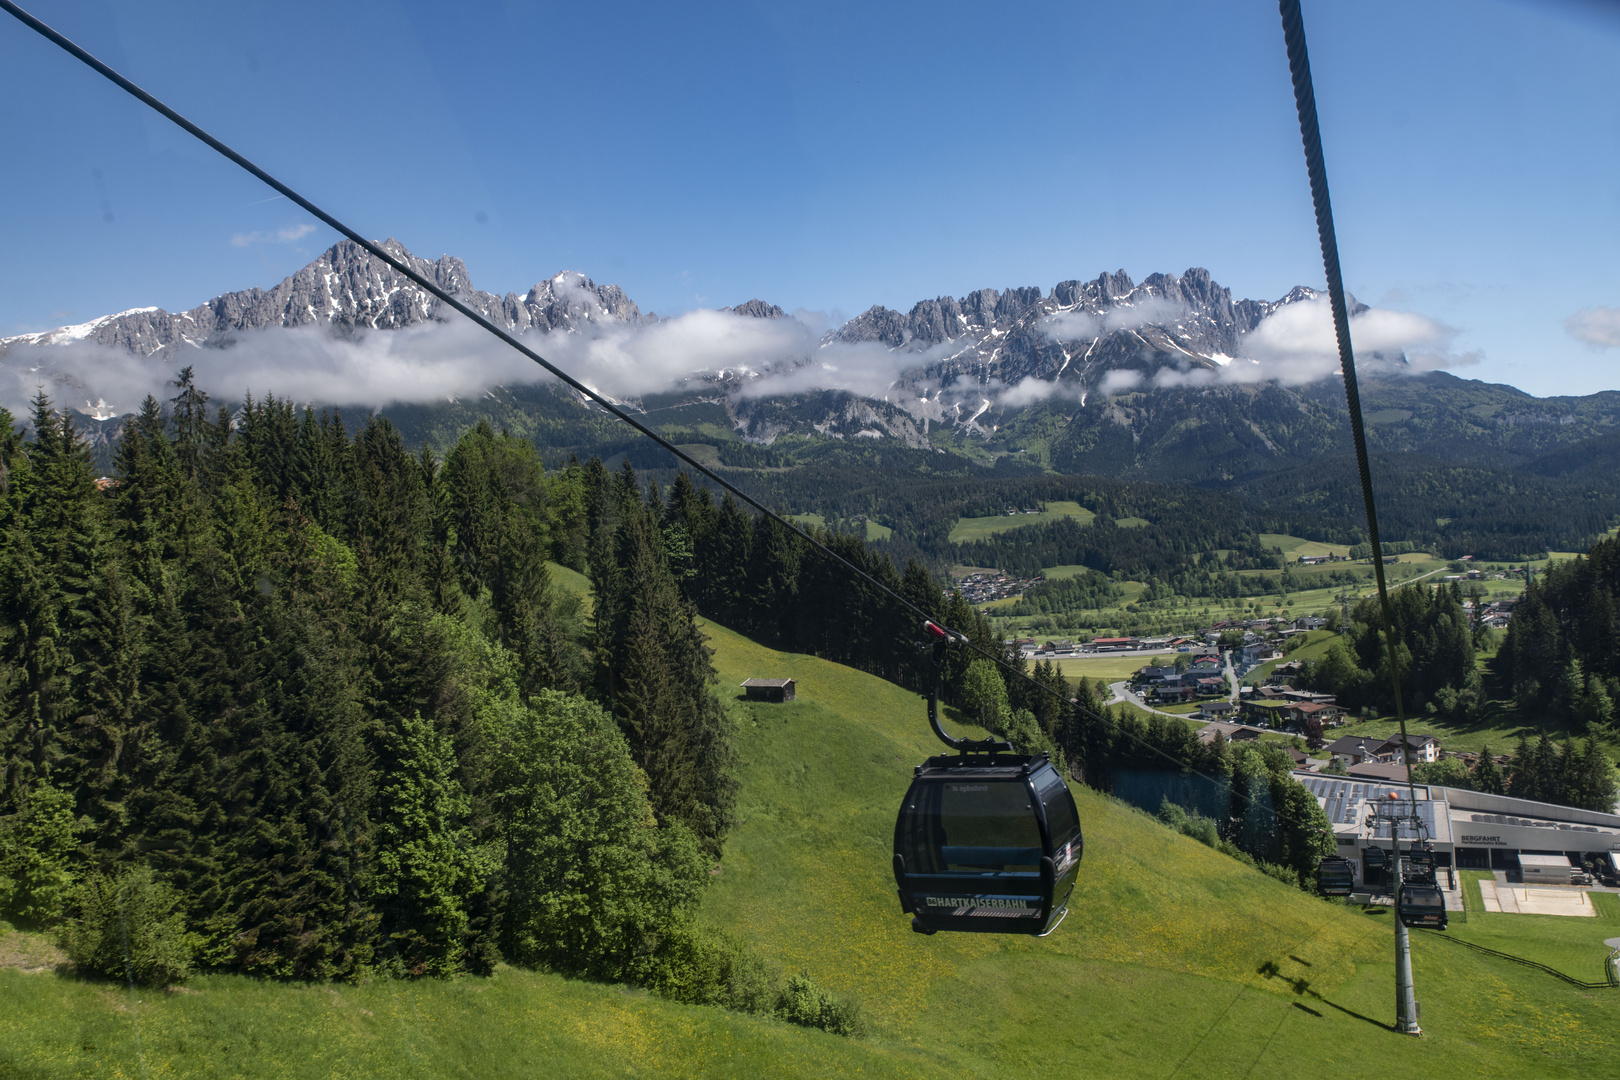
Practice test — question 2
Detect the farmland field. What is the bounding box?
[1259,533,1358,559]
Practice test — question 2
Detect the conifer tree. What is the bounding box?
[372,713,485,977]
[1471,743,1505,795]
[593,486,734,853]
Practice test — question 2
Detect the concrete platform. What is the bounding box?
[1478,879,1597,916]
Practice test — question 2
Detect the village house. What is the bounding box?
[1323,732,1442,767]
[1282,700,1342,728]
[1239,699,1289,728]
[1269,661,1305,684]
[1324,735,1385,766]
[1134,666,1179,686]
[1239,642,1282,666]
[1196,720,1266,745]
[1374,732,1442,764]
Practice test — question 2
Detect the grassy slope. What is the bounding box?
[1454,871,1620,979]
[949,501,1095,543]
[0,961,944,1079]
[1242,630,1340,685]
[1260,533,1357,559]
[698,621,1619,1077]
[1326,702,1620,760]
[4,616,1616,1078]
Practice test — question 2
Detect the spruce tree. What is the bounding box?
[1472,744,1505,795]
[593,491,734,853]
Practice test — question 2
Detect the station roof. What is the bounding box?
[1296,772,1620,853]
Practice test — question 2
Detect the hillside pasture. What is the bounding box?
[1259,533,1357,560]
[948,500,1095,543]
[696,620,1620,1078]
[4,618,1617,1079]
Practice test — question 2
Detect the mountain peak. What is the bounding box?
[1,243,645,362]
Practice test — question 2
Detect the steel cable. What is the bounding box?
[1277,0,1419,807]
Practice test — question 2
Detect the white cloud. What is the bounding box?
[1043,297,1187,343]
[997,376,1072,408]
[0,307,819,419]
[1097,369,1144,395]
[731,335,966,401]
[230,223,318,248]
[1235,296,1467,384]
[1564,306,1620,349]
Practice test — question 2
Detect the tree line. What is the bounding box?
[0,379,1354,997]
[1498,534,1620,732]
[1410,733,1616,813]
[1297,582,1482,720]
[0,380,873,1031]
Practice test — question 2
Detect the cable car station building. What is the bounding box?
[1296,773,1620,883]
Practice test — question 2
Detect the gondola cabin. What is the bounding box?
[892,752,1081,936]
[1318,855,1355,896]
[1398,883,1448,930]
[1363,845,1388,886]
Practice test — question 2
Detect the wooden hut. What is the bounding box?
[740,678,796,703]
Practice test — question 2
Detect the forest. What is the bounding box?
[1296,574,1617,814]
[1,377,1348,997]
[1297,583,1483,719]
[1497,533,1620,730]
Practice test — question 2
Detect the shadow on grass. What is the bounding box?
[1259,957,1395,1033]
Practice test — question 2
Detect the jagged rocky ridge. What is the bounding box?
[8,242,1618,484]
[1,239,644,362]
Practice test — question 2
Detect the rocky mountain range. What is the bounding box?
[5,241,1617,490]
[3,240,1332,408]
[829,268,1336,391]
[1,239,644,361]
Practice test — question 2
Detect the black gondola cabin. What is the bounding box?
[1398,883,1448,930]
[892,752,1081,936]
[1318,855,1355,896]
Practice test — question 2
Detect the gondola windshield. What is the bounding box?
[898,779,1044,874]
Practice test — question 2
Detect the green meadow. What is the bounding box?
[1259,533,1357,559]
[3,616,1616,1078]
[948,501,1095,543]
[1050,656,1160,681]
[790,513,892,542]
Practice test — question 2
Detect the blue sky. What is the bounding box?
[2,0,1618,396]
